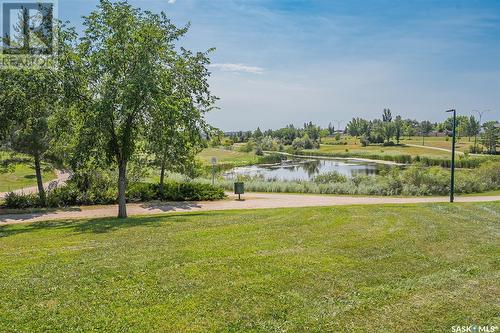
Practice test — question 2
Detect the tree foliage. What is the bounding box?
[481,121,499,154]
[0,69,60,203]
[59,0,216,218]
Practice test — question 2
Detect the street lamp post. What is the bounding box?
[446,109,456,203]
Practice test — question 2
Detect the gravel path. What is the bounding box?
[1,192,498,225]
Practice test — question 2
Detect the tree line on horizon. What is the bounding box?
[225,109,499,154]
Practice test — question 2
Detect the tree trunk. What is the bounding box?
[159,160,166,193]
[34,154,46,206]
[158,145,169,194]
[117,159,127,219]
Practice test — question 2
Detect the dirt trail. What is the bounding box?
[1,192,498,225]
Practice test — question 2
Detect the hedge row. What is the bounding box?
[3,181,226,209]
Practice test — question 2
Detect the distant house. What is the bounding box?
[430,131,447,137]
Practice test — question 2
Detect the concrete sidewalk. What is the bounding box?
[1,192,499,225]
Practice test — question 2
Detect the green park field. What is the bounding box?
[198,148,260,166]
[313,141,450,158]
[319,135,483,158]
[0,152,56,193]
[1,203,498,332]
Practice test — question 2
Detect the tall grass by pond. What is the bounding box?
[201,153,286,174]
[293,149,499,168]
[208,161,500,196]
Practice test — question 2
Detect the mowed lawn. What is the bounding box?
[0,153,56,192]
[0,203,499,332]
[400,136,481,153]
[319,135,487,157]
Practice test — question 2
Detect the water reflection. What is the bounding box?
[225,158,388,182]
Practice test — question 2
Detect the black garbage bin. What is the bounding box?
[234,182,244,200]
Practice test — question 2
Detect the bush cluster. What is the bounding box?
[127,182,226,202]
[3,180,226,209]
[257,153,286,164]
[4,192,42,209]
[314,171,348,184]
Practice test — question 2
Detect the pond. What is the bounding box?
[224,158,392,182]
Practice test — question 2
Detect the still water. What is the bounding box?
[225,158,389,182]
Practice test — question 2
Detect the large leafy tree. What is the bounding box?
[402,119,419,139]
[380,109,394,143]
[394,115,403,144]
[443,115,468,139]
[382,108,392,122]
[419,120,433,145]
[0,69,59,204]
[62,0,216,218]
[147,50,216,190]
[466,115,480,144]
[481,121,499,154]
[347,117,369,137]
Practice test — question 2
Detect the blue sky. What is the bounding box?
[59,0,500,130]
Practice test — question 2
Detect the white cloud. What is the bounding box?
[167,0,176,4]
[209,63,264,74]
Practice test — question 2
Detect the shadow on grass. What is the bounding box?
[0,207,82,224]
[71,212,207,234]
[0,201,203,224]
[139,201,203,212]
[0,209,213,238]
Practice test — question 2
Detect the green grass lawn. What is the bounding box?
[320,135,492,157]
[400,136,483,153]
[198,147,260,166]
[1,203,498,332]
[312,142,451,158]
[0,152,56,192]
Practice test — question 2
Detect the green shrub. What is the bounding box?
[127,181,225,202]
[257,153,285,164]
[360,136,370,147]
[162,182,225,201]
[4,192,41,209]
[238,140,255,153]
[127,182,157,202]
[3,180,225,209]
[314,171,347,184]
[255,146,264,156]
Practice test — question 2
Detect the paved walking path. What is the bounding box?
[0,170,71,199]
[1,192,498,225]
[403,144,493,157]
[403,143,465,155]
